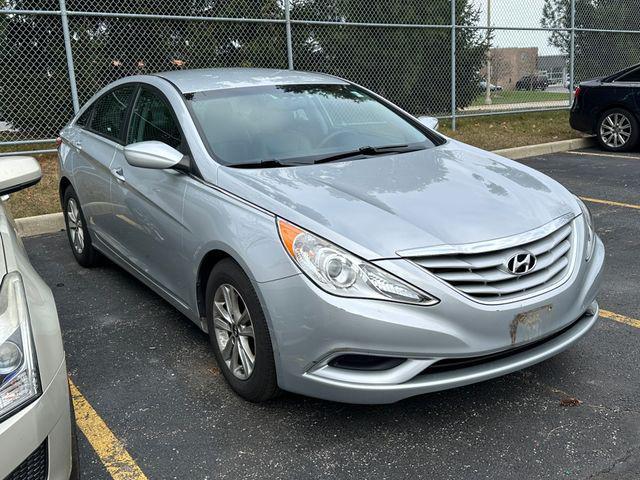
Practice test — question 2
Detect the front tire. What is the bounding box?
[597,108,639,152]
[63,187,99,267]
[205,259,280,402]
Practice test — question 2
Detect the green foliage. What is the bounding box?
[291,0,486,114]
[541,0,640,81]
[1,0,485,137]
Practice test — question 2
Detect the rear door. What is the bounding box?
[108,85,191,304]
[71,84,136,245]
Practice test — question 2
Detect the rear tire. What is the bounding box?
[63,186,99,267]
[597,108,639,152]
[205,259,280,402]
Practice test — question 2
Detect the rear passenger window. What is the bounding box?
[127,88,182,150]
[617,68,640,82]
[89,85,135,141]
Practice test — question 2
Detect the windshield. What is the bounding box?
[188,84,438,166]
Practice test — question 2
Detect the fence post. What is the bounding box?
[569,0,575,102]
[285,0,294,70]
[450,0,456,130]
[59,0,80,113]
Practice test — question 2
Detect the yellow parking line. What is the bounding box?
[579,196,640,210]
[69,379,148,480]
[600,309,640,329]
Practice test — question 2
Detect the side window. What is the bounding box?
[76,106,93,127]
[89,85,135,141]
[127,88,182,150]
[617,69,640,82]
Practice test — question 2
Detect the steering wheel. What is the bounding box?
[317,130,354,149]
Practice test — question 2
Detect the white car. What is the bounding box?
[0,157,78,479]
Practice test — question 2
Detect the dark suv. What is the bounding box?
[515,74,549,91]
[570,64,640,151]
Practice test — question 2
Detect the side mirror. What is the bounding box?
[417,116,439,131]
[123,141,183,169]
[0,156,42,196]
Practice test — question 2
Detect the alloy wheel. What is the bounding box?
[600,113,632,148]
[213,284,256,380]
[67,198,85,254]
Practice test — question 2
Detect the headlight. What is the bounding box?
[277,219,438,305]
[576,197,596,261]
[0,272,39,421]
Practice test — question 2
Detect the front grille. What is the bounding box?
[410,220,575,302]
[6,440,48,480]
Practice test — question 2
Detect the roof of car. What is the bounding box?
[154,68,348,93]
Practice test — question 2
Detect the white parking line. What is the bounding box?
[567,150,640,160]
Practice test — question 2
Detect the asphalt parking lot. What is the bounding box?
[25,147,640,479]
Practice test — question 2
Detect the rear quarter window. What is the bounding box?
[75,106,93,127]
[89,85,135,141]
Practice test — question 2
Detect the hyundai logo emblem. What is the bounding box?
[505,252,537,275]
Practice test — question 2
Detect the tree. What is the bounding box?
[291,0,486,114]
[1,0,485,138]
[1,0,286,137]
[541,0,640,82]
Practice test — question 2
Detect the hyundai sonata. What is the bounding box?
[58,69,603,404]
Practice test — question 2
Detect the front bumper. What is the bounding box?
[259,237,604,404]
[0,359,73,479]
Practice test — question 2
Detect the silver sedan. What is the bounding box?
[58,69,604,404]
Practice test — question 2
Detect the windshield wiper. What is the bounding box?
[311,144,425,164]
[231,158,301,169]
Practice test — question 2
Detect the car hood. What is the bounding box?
[217,140,579,260]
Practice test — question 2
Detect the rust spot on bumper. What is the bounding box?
[509,304,553,345]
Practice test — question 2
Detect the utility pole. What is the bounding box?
[484,0,492,105]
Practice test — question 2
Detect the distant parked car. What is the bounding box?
[515,74,549,91]
[570,64,640,151]
[0,157,78,478]
[479,80,503,92]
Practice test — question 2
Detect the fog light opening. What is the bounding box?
[328,354,405,371]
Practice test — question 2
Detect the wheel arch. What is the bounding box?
[59,176,72,208]
[196,248,235,321]
[194,243,283,364]
[594,103,639,131]
[195,244,268,322]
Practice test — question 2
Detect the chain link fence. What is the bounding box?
[2,0,640,155]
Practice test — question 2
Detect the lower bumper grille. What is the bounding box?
[6,440,48,480]
[420,313,584,376]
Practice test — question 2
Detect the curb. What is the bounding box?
[493,136,596,160]
[12,136,598,238]
[15,212,64,237]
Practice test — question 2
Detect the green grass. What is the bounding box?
[0,142,60,219]
[471,90,570,106]
[440,110,582,151]
[3,153,60,219]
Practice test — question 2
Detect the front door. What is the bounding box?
[108,86,191,305]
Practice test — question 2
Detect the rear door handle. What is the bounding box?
[73,140,82,150]
[111,167,125,183]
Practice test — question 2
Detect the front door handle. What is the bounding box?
[111,167,125,183]
[73,140,82,151]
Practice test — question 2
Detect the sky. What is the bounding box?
[472,0,564,56]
